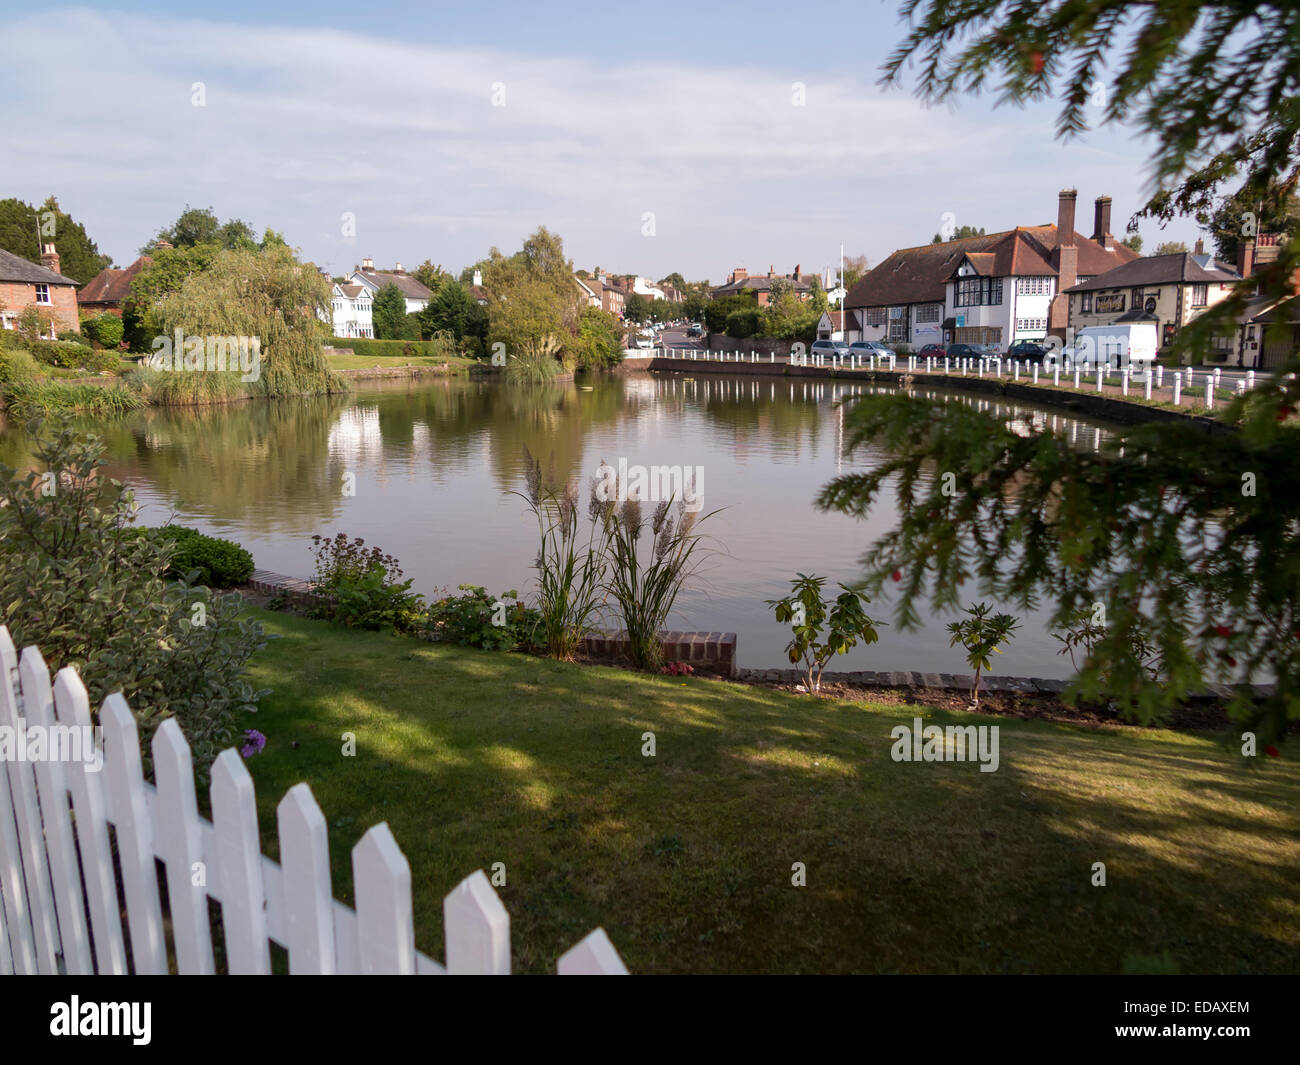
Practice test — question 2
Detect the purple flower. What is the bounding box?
[240,729,267,758]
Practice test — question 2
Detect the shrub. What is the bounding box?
[84,312,125,350]
[29,339,95,369]
[0,344,39,386]
[58,330,86,344]
[767,573,883,693]
[308,533,424,633]
[947,602,1020,708]
[128,526,255,587]
[327,336,455,360]
[1,380,143,418]
[425,585,539,651]
[725,309,761,338]
[0,422,267,771]
[15,306,55,343]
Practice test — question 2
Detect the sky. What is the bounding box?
[0,2,1208,283]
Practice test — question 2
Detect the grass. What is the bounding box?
[234,608,1300,974]
[326,351,480,373]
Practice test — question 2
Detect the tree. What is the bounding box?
[143,207,275,254]
[1152,241,1188,256]
[659,272,687,290]
[419,280,473,340]
[569,307,625,370]
[1202,182,1300,263]
[767,574,882,694]
[372,283,409,340]
[0,196,112,284]
[841,254,870,290]
[813,0,1300,746]
[932,225,985,243]
[1121,234,1143,254]
[682,291,708,322]
[624,292,651,324]
[413,259,448,294]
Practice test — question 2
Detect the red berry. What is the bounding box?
[891,570,902,582]
[1215,625,1231,638]
[1226,656,1237,667]
[1030,51,1044,74]
[1266,745,1280,758]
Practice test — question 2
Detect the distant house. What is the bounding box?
[575,275,602,308]
[592,271,626,317]
[1234,235,1300,368]
[345,257,434,315]
[0,244,80,336]
[1064,242,1240,357]
[816,310,844,341]
[844,190,1139,350]
[330,284,373,338]
[712,265,814,307]
[467,270,489,306]
[77,255,152,317]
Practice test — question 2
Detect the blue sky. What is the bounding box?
[0,3,1205,282]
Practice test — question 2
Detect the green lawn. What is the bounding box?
[326,352,480,373]
[235,608,1300,974]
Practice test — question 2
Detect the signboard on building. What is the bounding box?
[1095,293,1126,313]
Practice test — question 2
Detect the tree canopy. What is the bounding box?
[0,196,112,284]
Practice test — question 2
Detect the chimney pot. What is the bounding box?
[1194,237,1204,255]
[362,257,374,271]
[40,243,60,275]
[1238,237,1256,280]
[473,269,483,287]
[1092,195,1113,249]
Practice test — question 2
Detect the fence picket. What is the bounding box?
[51,666,127,974]
[17,647,93,974]
[277,783,336,973]
[100,694,167,974]
[1,626,627,977]
[558,928,630,974]
[353,824,415,974]
[210,749,271,974]
[0,631,59,973]
[443,869,510,975]
[151,719,215,974]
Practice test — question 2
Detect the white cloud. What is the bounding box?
[0,8,1200,281]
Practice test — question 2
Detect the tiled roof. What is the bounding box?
[336,284,364,298]
[712,275,812,295]
[353,270,433,300]
[1064,252,1240,292]
[0,247,79,286]
[845,226,1139,309]
[78,256,151,305]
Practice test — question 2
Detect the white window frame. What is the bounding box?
[34,283,51,305]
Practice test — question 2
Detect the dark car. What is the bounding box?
[1007,340,1050,362]
[686,326,701,338]
[918,343,948,358]
[948,343,997,360]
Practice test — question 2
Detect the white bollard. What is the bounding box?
[1096,368,1104,393]
[1247,369,1255,389]
[1121,369,1129,396]
[1074,368,1081,389]
[1173,375,1181,405]
[1052,366,1059,386]
[1144,372,1152,400]
[1206,380,1214,409]
[1032,363,1039,384]
[1156,365,1164,388]
[944,357,950,373]
[1237,378,1246,395]
[1014,361,1020,381]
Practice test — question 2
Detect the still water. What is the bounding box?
[1,373,1123,677]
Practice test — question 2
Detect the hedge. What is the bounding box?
[327,337,456,359]
[125,526,255,588]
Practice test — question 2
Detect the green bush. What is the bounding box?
[725,309,761,339]
[131,526,255,587]
[0,344,39,386]
[308,533,425,633]
[58,330,86,344]
[29,339,96,369]
[327,336,456,359]
[0,423,267,771]
[84,313,125,350]
[425,585,539,651]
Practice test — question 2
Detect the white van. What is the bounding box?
[1044,323,1159,373]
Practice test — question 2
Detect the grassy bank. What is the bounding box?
[328,351,482,374]
[236,608,1300,974]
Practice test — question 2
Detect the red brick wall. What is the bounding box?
[0,281,80,335]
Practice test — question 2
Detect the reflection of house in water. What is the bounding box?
[327,406,384,461]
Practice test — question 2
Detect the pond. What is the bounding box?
[1,372,1125,678]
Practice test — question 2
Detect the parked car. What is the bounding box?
[918,343,948,358]
[1007,340,1050,362]
[634,335,655,350]
[686,326,702,338]
[947,343,994,360]
[848,340,895,359]
[810,339,851,360]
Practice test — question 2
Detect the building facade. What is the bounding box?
[0,244,80,336]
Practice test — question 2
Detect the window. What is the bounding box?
[34,283,50,304]
[865,308,886,327]
[888,317,907,342]
[955,277,1002,307]
[1131,288,1144,306]
[1015,318,1047,332]
[1081,292,1093,312]
[1190,283,1207,307]
[1017,277,1051,296]
[915,303,941,323]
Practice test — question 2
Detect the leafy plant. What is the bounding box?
[1053,607,1163,699]
[516,450,610,660]
[84,312,125,350]
[0,421,267,771]
[308,533,424,633]
[127,526,255,587]
[946,603,1020,708]
[767,573,882,693]
[425,584,539,651]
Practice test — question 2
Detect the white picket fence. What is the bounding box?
[0,626,626,975]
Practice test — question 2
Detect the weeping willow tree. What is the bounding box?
[146,244,345,404]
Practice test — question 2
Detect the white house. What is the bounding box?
[632,276,665,300]
[330,284,373,338]
[844,191,1140,350]
[345,257,434,315]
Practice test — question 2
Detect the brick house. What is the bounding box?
[711,265,814,307]
[844,190,1139,350]
[0,244,81,336]
[77,255,152,317]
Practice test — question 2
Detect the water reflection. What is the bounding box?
[0,373,1123,677]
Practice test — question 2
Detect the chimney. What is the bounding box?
[733,267,747,282]
[394,262,404,273]
[155,239,173,251]
[41,244,61,274]
[793,263,801,279]
[362,256,374,271]
[1091,195,1112,249]
[768,265,774,278]
[1194,238,1204,255]
[473,269,483,287]
[1238,237,1255,279]
[1057,189,1077,247]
